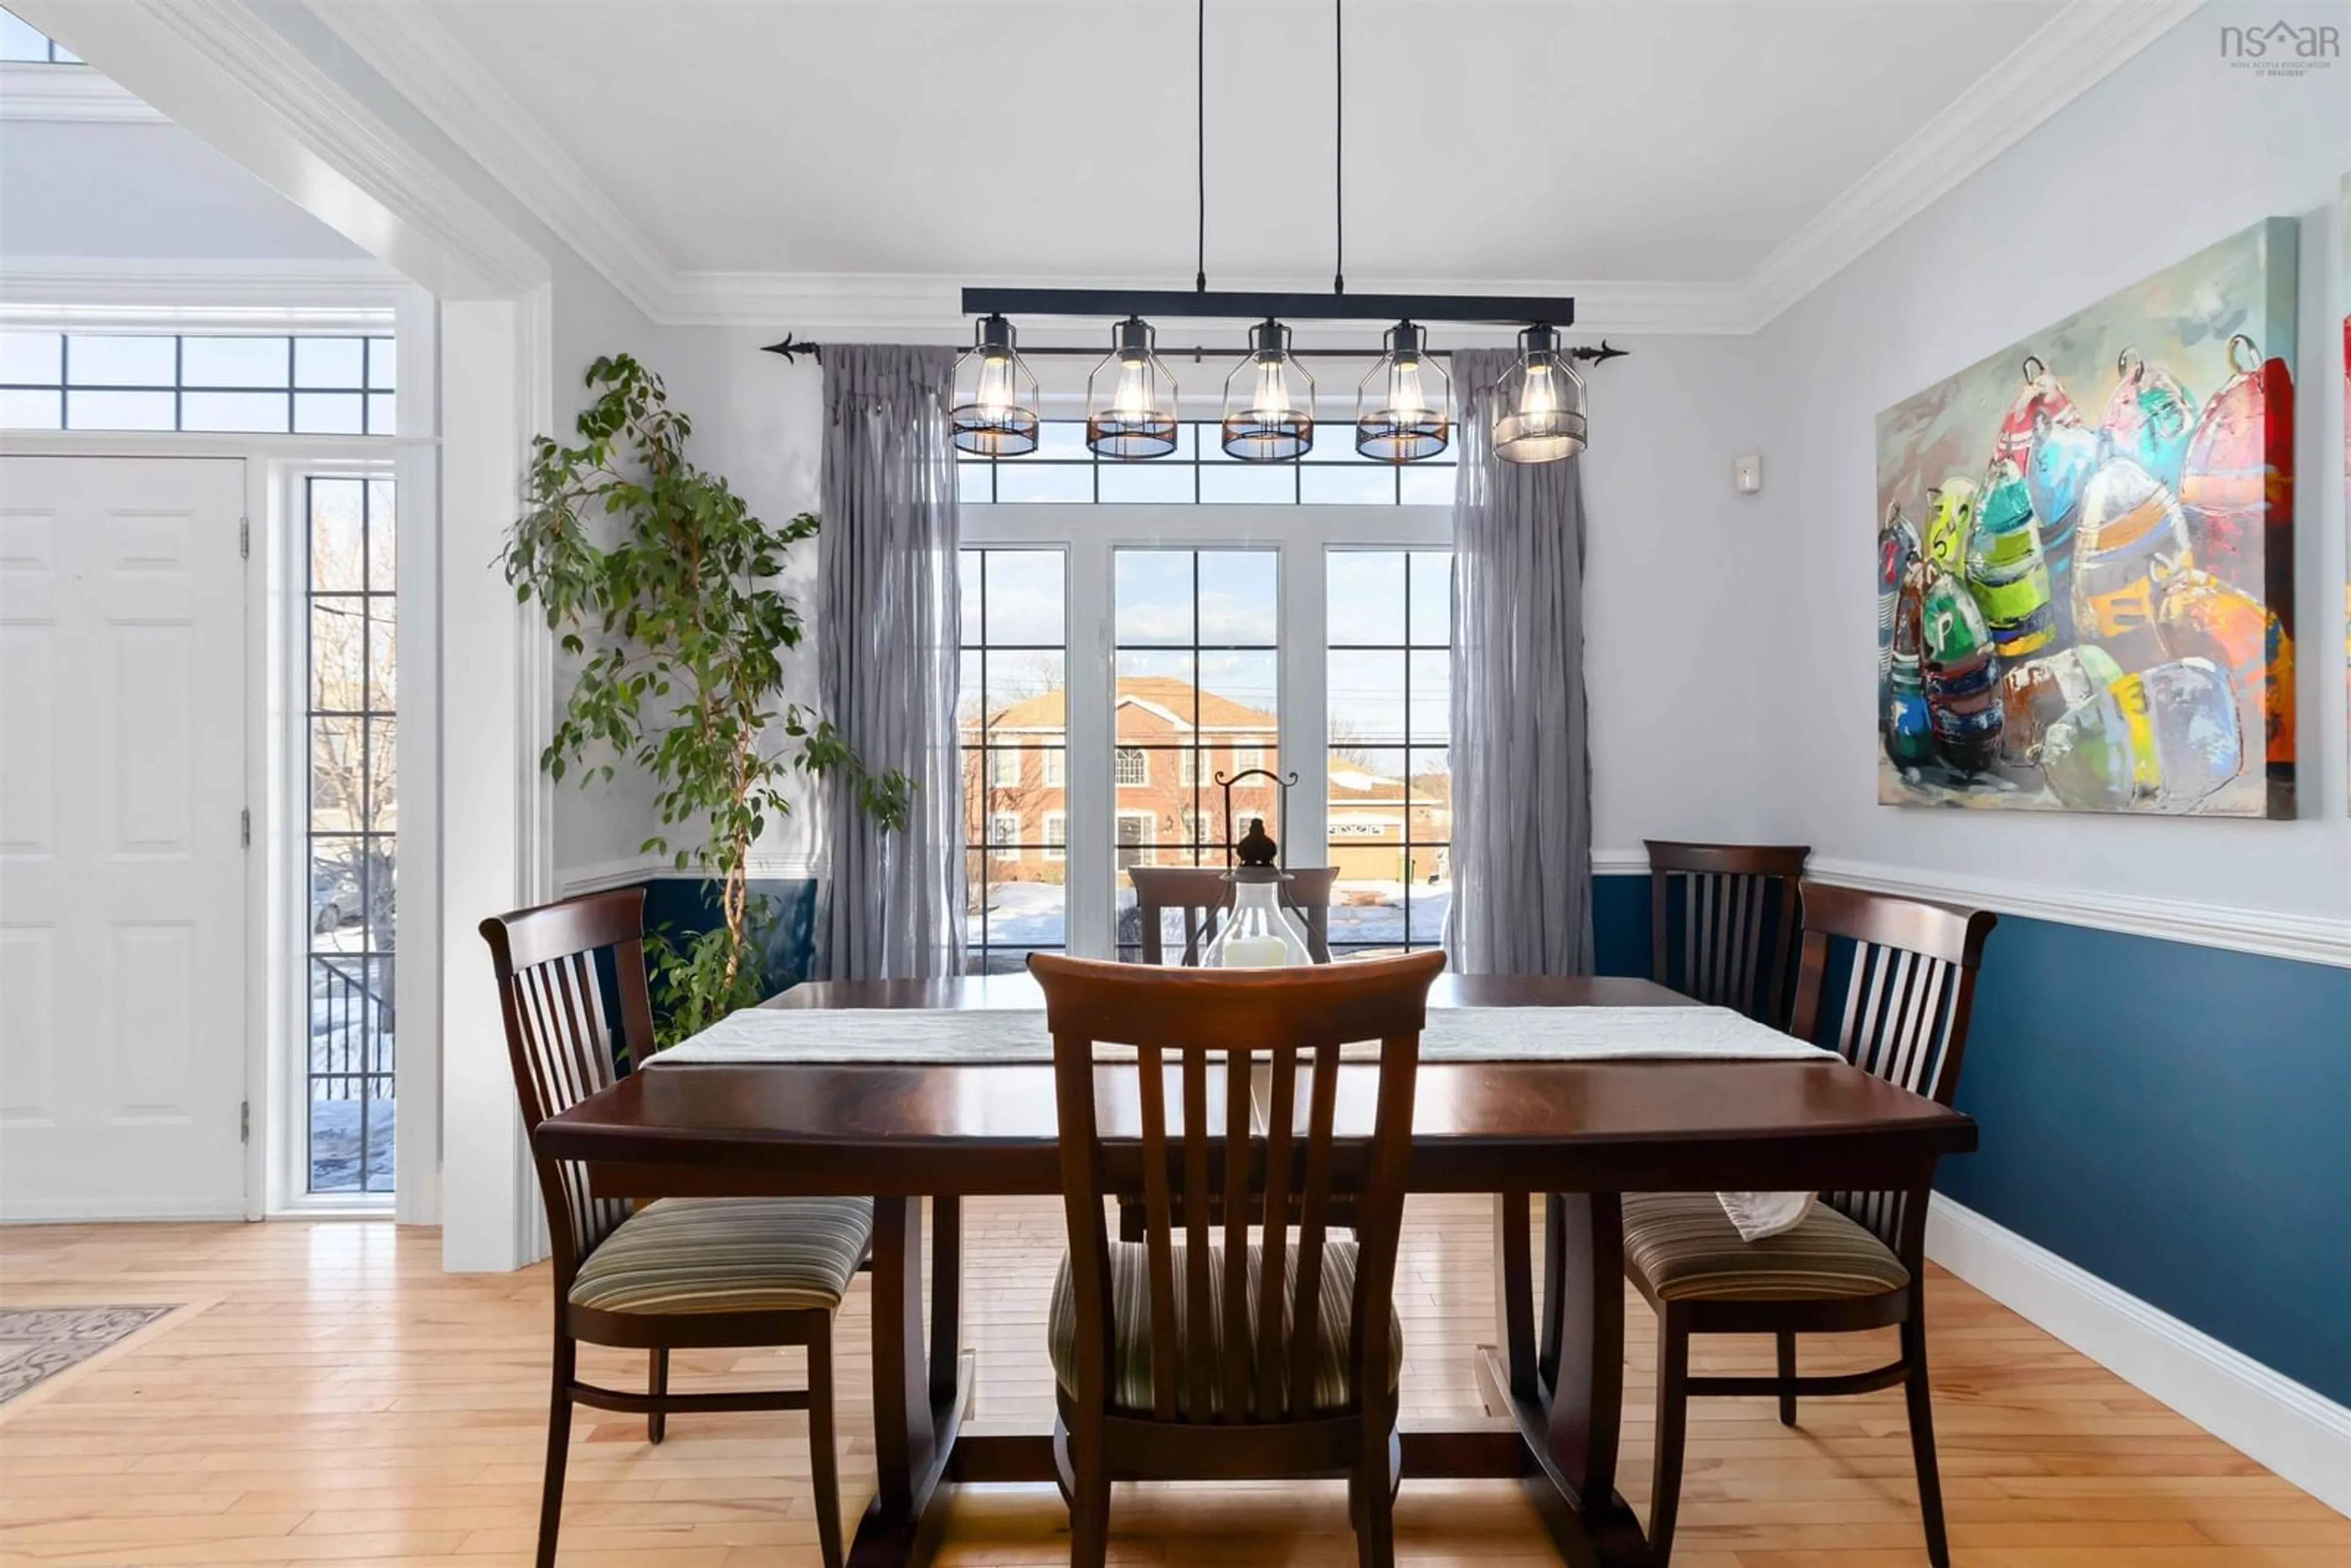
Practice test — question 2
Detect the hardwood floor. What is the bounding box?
[0,1197,2339,1566]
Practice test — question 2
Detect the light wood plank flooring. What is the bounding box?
[1,1197,2340,1566]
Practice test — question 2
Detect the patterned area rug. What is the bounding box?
[0,1307,174,1405]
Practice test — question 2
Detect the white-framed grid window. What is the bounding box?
[958,547,1068,973]
[298,470,399,1195]
[961,503,1451,966]
[0,331,397,435]
[1326,550,1453,955]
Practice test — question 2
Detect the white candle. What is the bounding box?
[1217,935,1290,968]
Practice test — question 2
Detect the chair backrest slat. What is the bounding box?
[1133,1042,1182,1420]
[1218,1045,1254,1417]
[1034,950,1441,1427]
[1130,866,1341,966]
[1179,1044,1215,1417]
[1284,1036,1342,1416]
[1253,1043,1298,1416]
[478,889,658,1290]
[1646,841,1810,1027]
[1788,880,1994,1262]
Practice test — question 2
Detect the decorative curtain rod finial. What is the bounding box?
[761,335,822,364]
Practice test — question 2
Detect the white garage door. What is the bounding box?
[0,456,249,1220]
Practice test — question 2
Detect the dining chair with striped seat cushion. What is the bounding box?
[567,1195,874,1316]
[1046,1237,1404,1417]
[481,887,872,1568]
[1620,1192,1910,1301]
[1030,948,1444,1568]
[1622,880,1994,1568]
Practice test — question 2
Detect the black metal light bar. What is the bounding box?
[762,335,1630,366]
[959,287,1577,328]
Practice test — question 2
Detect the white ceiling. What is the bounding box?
[419,0,2050,282]
[302,0,2198,329]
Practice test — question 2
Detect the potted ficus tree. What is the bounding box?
[503,353,906,1048]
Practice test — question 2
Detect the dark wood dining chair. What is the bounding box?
[1129,864,1341,965]
[1120,865,1348,1239]
[1029,948,1445,1568]
[1645,839,1811,1028]
[1622,880,1995,1567]
[479,888,874,1568]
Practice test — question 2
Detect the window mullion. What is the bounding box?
[1062,533,1116,958]
[1282,528,1328,872]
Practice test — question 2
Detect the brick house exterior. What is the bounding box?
[962,677,1450,884]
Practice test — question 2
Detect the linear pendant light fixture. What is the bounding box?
[947,0,1611,464]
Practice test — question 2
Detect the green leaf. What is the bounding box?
[501,349,900,1047]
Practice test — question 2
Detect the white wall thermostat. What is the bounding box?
[1733,452,1763,495]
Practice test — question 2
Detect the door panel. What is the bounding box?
[0,456,247,1219]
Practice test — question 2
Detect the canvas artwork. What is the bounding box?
[1875,217,2299,817]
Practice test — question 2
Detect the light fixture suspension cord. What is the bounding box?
[1195,0,1207,293]
[1332,0,1344,295]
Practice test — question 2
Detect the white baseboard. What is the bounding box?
[1926,1194,2351,1517]
[1,1199,249,1224]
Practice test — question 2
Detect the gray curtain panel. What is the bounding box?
[1444,347,1594,976]
[814,345,966,980]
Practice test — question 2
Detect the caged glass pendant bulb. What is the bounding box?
[1491,324,1588,463]
[948,313,1041,456]
[1086,316,1180,459]
[1355,320,1450,462]
[1220,319,1315,461]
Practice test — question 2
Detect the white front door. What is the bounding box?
[0,456,249,1220]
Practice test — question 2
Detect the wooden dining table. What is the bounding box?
[534,972,1976,1568]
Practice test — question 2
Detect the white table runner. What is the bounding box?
[654,1003,1831,1067]
[650,1003,1826,1240]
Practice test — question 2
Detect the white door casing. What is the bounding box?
[0,456,249,1220]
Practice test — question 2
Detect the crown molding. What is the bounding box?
[0,257,402,321]
[1740,0,2204,330]
[306,0,673,320]
[0,60,165,122]
[10,0,548,301]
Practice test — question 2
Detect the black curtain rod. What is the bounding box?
[760,334,1630,366]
